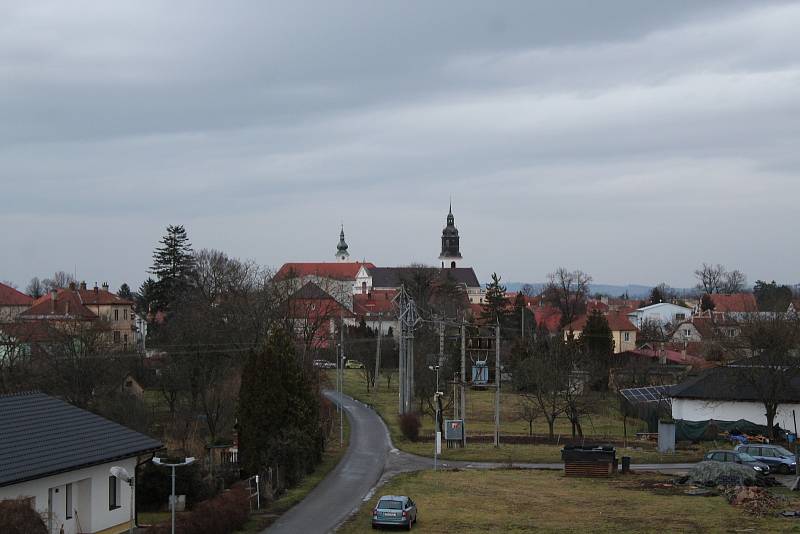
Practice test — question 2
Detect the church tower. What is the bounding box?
[335,225,350,262]
[438,203,462,268]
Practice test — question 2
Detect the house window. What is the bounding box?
[114,309,119,321]
[124,333,129,345]
[109,475,120,509]
[729,329,736,337]
[66,483,73,519]
[623,332,630,342]
[362,282,367,295]
[684,329,691,337]
[124,309,128,320]
[114,331,121,344]
[675,313,686,321]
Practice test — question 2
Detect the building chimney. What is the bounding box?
[50,289,57,313]
[68,281,76,291]
[102,282,109,292]
[65,300,70,315]
[79,281,87,291]
[94,283,99,294]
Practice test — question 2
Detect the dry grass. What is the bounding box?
[339,469,800,534]
[336,370,706,464]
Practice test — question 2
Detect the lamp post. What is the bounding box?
[429,365,441,471]
[152,456,196,534]
[109,466,135,534]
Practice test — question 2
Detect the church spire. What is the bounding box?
[336,224,350,262]
[439,202,462,268]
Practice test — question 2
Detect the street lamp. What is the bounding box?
[429,365,441,471]
[152,456,196,534]
[109,466,134,534]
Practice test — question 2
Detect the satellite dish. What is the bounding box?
[110,466,132,482]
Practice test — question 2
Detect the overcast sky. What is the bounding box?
[2,0,799,291]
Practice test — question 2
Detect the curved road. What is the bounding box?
[266,390,695,533]
[265,391,392,534]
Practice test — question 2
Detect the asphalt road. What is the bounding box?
[265,390,700,534]
[265,390,391,534]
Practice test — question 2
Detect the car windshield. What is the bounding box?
[774,446,793,457]
[738,452,757,462]
[378,500,403,510]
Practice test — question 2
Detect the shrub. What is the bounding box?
[146,483,250,534]
[399,412,421,442]
[0,499,47,534]
[137,461,214,511]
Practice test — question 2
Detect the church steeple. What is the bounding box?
[336,224,350,262]
[438,202,462,268]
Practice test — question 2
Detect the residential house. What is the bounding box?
[353,289,397,335]
[627,302,693,329]
[357,266,483,303]
[0,282,33,322]
[0,392,161,534]
[286,282,356,350]
[17,283,136,350]
[566,311,639,353]
[671,366,800,429]
[708,293,758,316]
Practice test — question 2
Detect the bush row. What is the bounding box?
[146,483,250,534]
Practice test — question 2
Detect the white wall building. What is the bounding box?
[670,367,800,430]
[0,392,161,534]
[627,302,693,328]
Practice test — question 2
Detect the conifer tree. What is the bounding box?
[238,328,322,483]
[481,272,510,326]
[149,225,196,311]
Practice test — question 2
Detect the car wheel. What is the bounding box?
[781,464,792,475]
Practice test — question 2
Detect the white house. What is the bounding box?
[0,392,161,534]
[627,302,693,329]
[670,367,800,430]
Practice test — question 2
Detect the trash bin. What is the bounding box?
[621,456,631,474]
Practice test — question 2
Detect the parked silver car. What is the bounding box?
[372,495,417,530]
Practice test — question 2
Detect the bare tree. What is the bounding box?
[513,339,570,439]
[726,314,800,439]
[694,263,726,294]
[721,269,747,294]
[26,277,44,299]
[517,395,540,436]
[42,271,77,292]
[544,267,592,329]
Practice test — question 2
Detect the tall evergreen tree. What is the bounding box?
[481,272,510,326]
[580,310,614,358]
[238,329,322,484]
[149,225,196,311]
[117,283,132,301]
[648,286,664,305]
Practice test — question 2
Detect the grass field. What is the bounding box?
[338,469,800,533]
[333,369,708,464]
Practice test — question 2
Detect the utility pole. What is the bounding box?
[460,322,466,447]
[373,314,382,389]
[398,311,405,414]
[438,319,445,367]
[340,322,344,446]
[494,323,501,447]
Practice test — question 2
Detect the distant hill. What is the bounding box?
[501,282,692,299]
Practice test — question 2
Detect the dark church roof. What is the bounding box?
[369,267,480,289]
[0,392,162,487]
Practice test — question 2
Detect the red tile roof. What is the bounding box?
[275,262,375,282]
[0,282,32,306]
[353,290,397,316]
[21,290,98,320]
[568,311,637,332]
[624,347,715,369]
[77,288,134,305]
[534,306,562,333]
[709,293,758,313]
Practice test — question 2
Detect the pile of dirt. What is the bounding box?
[686,461,763,487]
[722,485,782,517]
